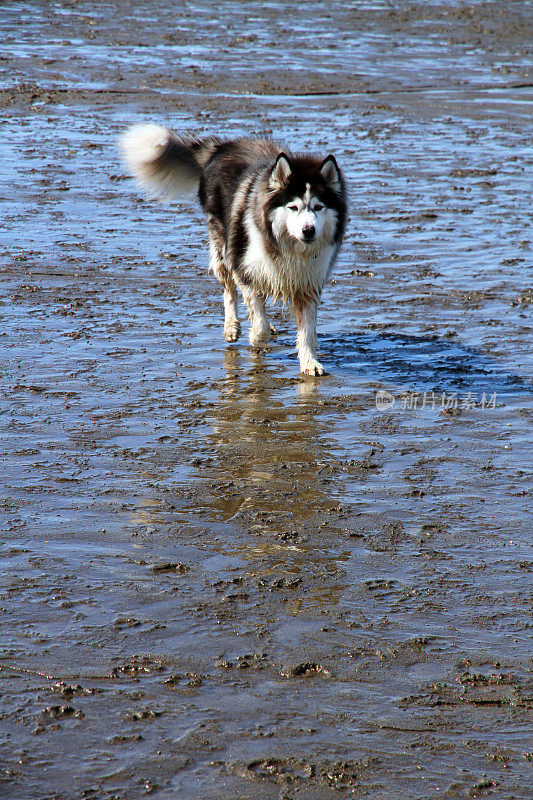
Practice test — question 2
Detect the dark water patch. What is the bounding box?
[316,330,533,396]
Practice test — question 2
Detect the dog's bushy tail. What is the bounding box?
[118,123,220,200]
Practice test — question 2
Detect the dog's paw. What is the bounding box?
[301,359,326,376]
[224,320,241,342]
[249,327,271,347]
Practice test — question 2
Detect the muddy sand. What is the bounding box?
[1,1,532,798]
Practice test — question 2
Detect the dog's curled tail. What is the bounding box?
[118,123,220,200]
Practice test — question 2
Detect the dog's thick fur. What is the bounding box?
[119,123,347,375]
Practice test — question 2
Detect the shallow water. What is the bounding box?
[1,2,532,799]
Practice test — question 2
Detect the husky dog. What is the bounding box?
[119,124,347,375]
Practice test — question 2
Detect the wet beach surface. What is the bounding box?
[1,2,532,798]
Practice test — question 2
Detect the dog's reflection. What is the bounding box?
[204,347,337,530]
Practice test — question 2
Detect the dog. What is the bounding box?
[118,124,347,375]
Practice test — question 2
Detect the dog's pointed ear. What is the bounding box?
[269,153,292,189]
[319,155,341,191]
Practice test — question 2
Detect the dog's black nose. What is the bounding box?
[302,225,315,240]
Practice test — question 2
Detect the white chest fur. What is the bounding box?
[243,214,336,302]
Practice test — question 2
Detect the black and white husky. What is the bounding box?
[119,124,347,375]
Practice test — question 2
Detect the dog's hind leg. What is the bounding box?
[292,297,325,376]
[207,215,240,342]
[223,280,240,342]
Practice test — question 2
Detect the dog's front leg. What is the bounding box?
[292,298,324,376]
[240,286,271,347]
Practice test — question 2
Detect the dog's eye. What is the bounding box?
[287,204,299,212]
[314,204,324,211]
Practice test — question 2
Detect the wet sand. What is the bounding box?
[1,2,532,798]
